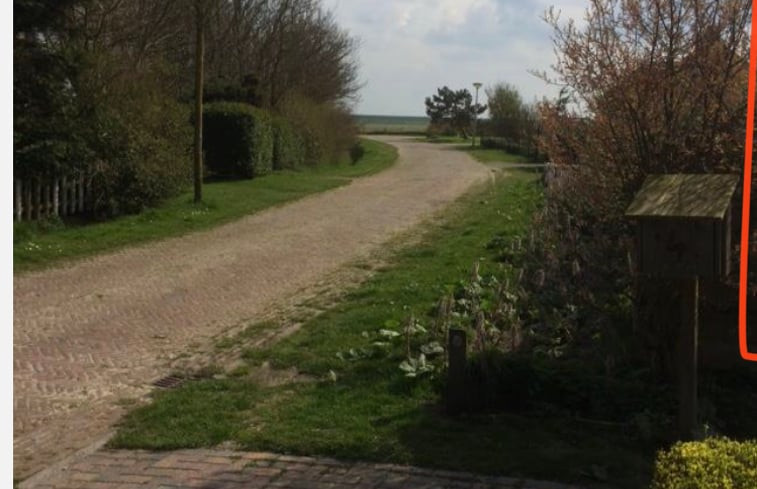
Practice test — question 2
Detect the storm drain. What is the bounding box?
[152,374,187,389]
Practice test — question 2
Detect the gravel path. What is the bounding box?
[13,136,491,479]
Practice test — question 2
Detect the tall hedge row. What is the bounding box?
[203,102,274,179]
[203,101,357,179]
[271,116,306,170]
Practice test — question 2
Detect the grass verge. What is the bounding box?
[418,136,536,164]
[14,138,397,273]
[111,171,654,488]
[459,146,534,164]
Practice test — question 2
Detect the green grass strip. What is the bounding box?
[111,172,653,487]
[14,138,397,273]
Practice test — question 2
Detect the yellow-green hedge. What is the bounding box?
[651,437,757,489]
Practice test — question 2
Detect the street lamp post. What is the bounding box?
[472,82,482,148]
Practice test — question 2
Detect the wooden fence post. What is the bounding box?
[78,176,84,213]
[33,179,41,220]
[86,177,92,213]
[53,179,59,216]
[678,276,699,440]
[14,180,22,221]
[48,182,54,217]
[41,182,48,219]
[61,177,68,217]
[70,178,77,215]
[24,181,32,221]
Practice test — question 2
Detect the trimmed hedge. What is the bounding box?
[651,438,757,489]
[271,116,306,170]
[203,102,273,179]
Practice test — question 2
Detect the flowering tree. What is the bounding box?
[531,0,752,369]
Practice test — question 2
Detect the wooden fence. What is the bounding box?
[13,176,91,221]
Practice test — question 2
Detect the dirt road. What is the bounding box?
[13,136,490,479]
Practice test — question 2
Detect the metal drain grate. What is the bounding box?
[152,375,186,389]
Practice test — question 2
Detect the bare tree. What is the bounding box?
[193,0,207,203]
[529,0,752,367]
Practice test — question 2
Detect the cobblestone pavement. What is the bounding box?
[20,449,586,489]
[13,137,492,479]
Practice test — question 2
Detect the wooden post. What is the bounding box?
[40,182,47,218]
[447,329,467,414]
[678,276,699,440]
[86,177,92,213]
[61,177,68,216]
[68,178,75,215]
[14,180,22,221]
[53,179,59,216]
[69,179,76,215]
[33,179,41,220]
[24,181,32,221]
[42,183,47,217]
[193,0,205,203]
[78,176,84,213]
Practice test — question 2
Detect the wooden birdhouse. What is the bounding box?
[625,173,740,440]
[625,174,740,279]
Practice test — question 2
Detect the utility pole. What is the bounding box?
[472,82,482,148]
[193,0,206,204]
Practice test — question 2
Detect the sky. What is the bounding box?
[321,0,589,116]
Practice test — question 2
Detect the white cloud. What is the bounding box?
[323,0,590,115]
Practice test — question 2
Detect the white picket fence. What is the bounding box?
[13,176,91,221]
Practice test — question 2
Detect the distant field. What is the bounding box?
[355,114,429,134]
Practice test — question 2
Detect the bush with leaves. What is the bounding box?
[349,141,365,165]
[278,93,358,166]
[271,116,306,170]
[531,0,752,368]
[86,59,192,217]
[651,438,757,489]
[14,10,192,218]
[203,102,274,179]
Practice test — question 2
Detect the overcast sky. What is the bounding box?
[321,0,588,116]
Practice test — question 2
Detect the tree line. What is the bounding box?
[424,84,543,160]
[14,0,360,217]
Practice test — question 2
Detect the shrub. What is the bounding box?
[278,93,357,165]
[271,116,305,170]
[203,102,273,179]
[450,350,672,421]
[349,141,364,164]
[15,45,192,218]
[84,61,192,217]
[651,438,757,489]
[529,0,751,369]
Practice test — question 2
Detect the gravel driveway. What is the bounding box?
[13,136,490,479]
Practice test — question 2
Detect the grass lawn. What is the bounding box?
[419,135,469,144]
[111,171,655,488]
[418,136,536,164]
[13,138,397,273]
[460,146,534,164]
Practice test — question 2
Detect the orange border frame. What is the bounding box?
[738,1,757,361]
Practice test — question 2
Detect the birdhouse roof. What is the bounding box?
[625,173,740,219]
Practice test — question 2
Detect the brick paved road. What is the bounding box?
[20,449,585,489]
[13,137,492,479]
